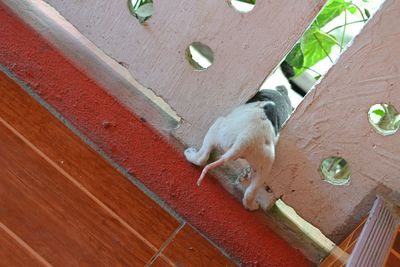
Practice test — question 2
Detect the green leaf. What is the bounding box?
[364,8,371,18]
[286,43,304,69]
[372,109,385,117]
[347,6,357,14]
[314,75,322,80]
[315,0,349,28]
[294,30,337,76]
[235,0,256,4]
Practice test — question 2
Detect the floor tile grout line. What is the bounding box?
[188,224,239,265]
[0,66,237,263]
[0,64,184,224]
[0,66,236,265]
[0,221,53,267]
[146,222,186,267]
[0,116,159,254]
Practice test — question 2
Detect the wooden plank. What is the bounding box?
[155,224,237,267]
[0,121,157,265]
[269,0,400,241]
[42,0,326,146]
[0,225,47,267]
[0,70,180,249]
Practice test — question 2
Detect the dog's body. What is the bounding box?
[184,87,292,210]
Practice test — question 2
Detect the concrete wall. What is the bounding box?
[270,0,400,242]
[42,0,326,147]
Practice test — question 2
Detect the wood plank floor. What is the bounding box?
[0,69,236,266]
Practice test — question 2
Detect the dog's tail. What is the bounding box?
[197,158,226,186]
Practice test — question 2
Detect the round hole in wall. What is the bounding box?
[229,0,256,13]
[128,0,153,23]
[368,104,399,136]
[319,157,351,186]
[186,42,214,71]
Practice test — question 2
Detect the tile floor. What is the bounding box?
[0,70,236,266]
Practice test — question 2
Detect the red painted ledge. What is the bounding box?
[0,4,310,266]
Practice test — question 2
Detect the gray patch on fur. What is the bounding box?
[247,87,292,133]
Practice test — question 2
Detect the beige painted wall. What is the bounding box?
[43,0,326,147]
[270,0,400,242]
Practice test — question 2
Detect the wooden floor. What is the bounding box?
[0,70,235,266]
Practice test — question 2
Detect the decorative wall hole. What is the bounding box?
[185,42,214,71]
[319,157,351,186]
[128,0,153,23]
[229,0,256,13]
[368,104,400,136]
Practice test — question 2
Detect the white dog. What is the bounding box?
[184,86,292,210]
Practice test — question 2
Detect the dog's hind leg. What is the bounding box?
[242,144,275,210]
[242,179,262,210]
[184,135,214,166]
[184,118,223,166]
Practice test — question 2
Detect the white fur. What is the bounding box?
[184,101,278,211]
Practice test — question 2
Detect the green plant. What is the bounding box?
[233,0,256,4]
[285,0,371,79]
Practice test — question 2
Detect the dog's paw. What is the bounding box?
[242,198,260,211]
[184,147,199,165]
[257,189,277,211]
